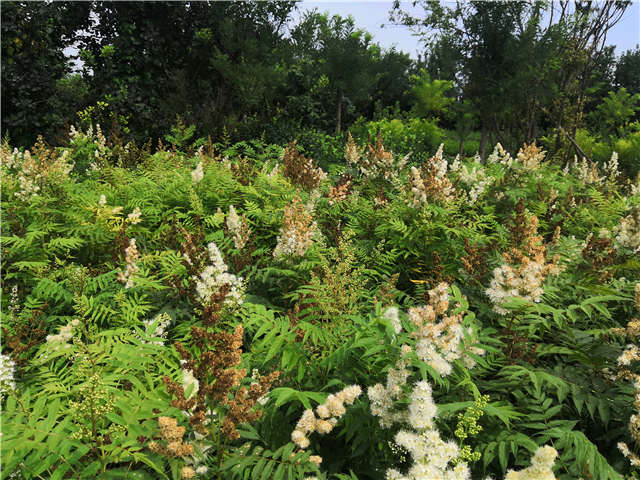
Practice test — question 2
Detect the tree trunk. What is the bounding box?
[479,126,489,160]
[336,89,343,134]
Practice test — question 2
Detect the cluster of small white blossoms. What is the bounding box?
[0,353,16,396]
[409,144,457,206]
[384,306,403,334]
[456,161,493,204]
[515,143,546,171]
[431,144,448,178]
[127,207,142,225]
[191,161,204,184]
[613,207,640,252]
[615,283,640,468]
[1,146,22,170]
[98,194,107,205]
[487,143,513,167]
[409,283,485,376]
[15,151,43,199]
[69,124,106,147]
[70,124,108,170]
[562,155,602,184]
[14,148,74,200]
[180,464,209,479]
[449,154,462,172]
[8,284,20,317]
[194,242,244,308]
[370,285,483,427]
[368,345,413,428]
[617,377,640,468]
[385,381,470,480]
[46,319,81,351]
[345,131,409,183]
[140,312,171,346]
[273,196,318,259]
[486,258,548,315]
[226,205,251,250]
[409,167,429,206]
[118,238,140,288]
[291,385,362,463]
[603,151,621,182]
[503,445,558,480]
[618,342,640,367]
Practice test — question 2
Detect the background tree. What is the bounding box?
[615,47,640,97]
[78,1,295,142]
[288,12,380,134]
[1,2,90,145]
[390,0,629,157]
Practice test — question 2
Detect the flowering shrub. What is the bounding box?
[1,132,639,480]
[408,144,456,205]
[273,193,318,259]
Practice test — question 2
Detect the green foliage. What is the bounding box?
[2,119,639,479]
[351,116,445,160]
[592,88,640,138]
[410,69,455,119]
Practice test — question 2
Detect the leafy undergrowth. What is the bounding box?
[1,129,640,480]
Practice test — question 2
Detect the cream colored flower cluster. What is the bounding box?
[618,344,640,366]
[368,345,413,428]
[615,283,640,468]
[15,149,74,200]
[127,207,142,225]
[613,207,640,252]
[0,144,21,170]
[430,144,448,179]
[408,144,457,206]
[504,445,558,480]
[485,257,549,315]
[384,306,403,334]
[456,162,493,204]
[603,151,621,181]
[515,143,546,171]
[563,150,620,185]
[70,124,107,148]
[0,353,16,396]
[273,195,318,259]
[344,132,409,183]
[562,155,602,184]
[226,205,251,250]
[191,161,204,184]
[487,143,513,167]
[117,238,140,288]
[370,284,483,429]
[617,376,640,468]
[385,381,471,480]
[46,319,80,351]
[70,124,108,170]
[409,283,485,376]
[291,385,362,450]
[194,242,244,308]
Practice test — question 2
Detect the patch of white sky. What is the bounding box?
[295,0,640,59]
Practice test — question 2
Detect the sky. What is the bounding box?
[296,0,640,59]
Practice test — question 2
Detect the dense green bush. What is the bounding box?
[1,129,639,479]
[350,117,446,161]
